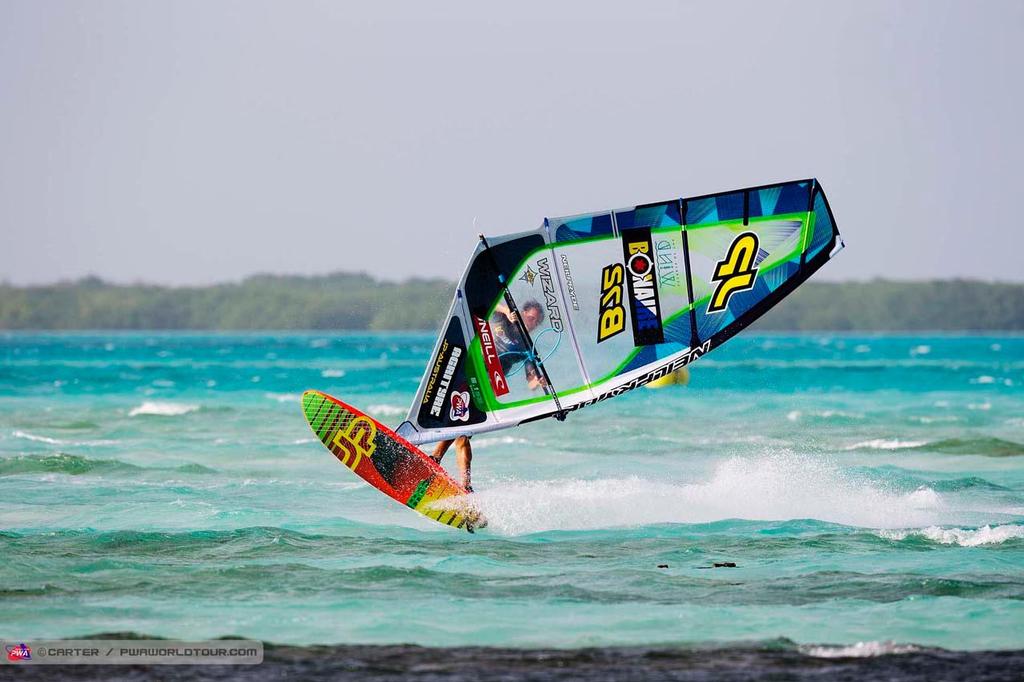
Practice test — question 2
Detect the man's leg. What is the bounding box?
[430,439,453,464]
[454,436,472,492]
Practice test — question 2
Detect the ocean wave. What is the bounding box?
[366,404,404,416]
[786,410,864,422]
[800,641,923,658]
[472,435,530,448]
[970,375,1013,386]
[128,401,199,417]
[11,430,63,445]
[907,415,960,424]
[925,437,1024,457]
[930,476,1010,493]
[265,392,301,404]
[321,369,346,378]
[11,430,117,447]
[472,452,973,535]
[0,454,216,476]
[843,439,928,451]
[844,436,1024,456]
[875,524,1024,547]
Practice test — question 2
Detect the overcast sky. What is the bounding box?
[1,1,1022,285]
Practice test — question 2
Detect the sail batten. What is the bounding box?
[396,179,842,446]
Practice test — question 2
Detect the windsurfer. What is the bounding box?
[491,299,546,390]
[429,299,546,491]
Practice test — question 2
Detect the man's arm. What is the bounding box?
[492,302,520,325]
[525,363,547,391]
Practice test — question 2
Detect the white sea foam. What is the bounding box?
[801,641,923,658]
[472,435,530,448]
[321,369,346,378]
[11,430,117,447]
[843,439,927,451]
[787,410,863,422]
[474,452,966,535]
[128,401,199,417]
[909,344,931,356]
[875,524,1024,547]
[265,392,301,404]
[908,415,960,424]
[12,430,63,445]
[367,404,404,416]
[971,375,996,384]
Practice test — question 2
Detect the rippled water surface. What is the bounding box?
[1,332,1022,650]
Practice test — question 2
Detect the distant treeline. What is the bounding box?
[754,280,1024,331]
[1,275,1022,331]
[0,274,453,331]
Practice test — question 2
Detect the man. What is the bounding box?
[430,299,546,491]
[490,299,546,391]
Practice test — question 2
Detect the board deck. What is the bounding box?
[301,390,481,532]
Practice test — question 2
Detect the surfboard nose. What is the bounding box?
[301,390,326,418]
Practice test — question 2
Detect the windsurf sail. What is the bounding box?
[396,178,843,445]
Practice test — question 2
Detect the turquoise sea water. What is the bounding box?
[1,332,1022,652]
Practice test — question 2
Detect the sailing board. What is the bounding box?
[301,390,482,532]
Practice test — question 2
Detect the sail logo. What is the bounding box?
[450,391,470,422]
[655,238,682,294]
[474,315,509,396]
[597,263,625,343]
[519,266,537,286]
[560,254,580,310]
[422,340,451,407]
[566,340,712,412]
[708,232,760,314]
[331,416,377,471]
[429,345,463,417]
[535,258,563,333]
[621,227,664,346]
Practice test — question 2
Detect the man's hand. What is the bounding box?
[507,310,519,324]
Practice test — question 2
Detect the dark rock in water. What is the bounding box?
[657,564,669,568]
[714,562,738,568]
